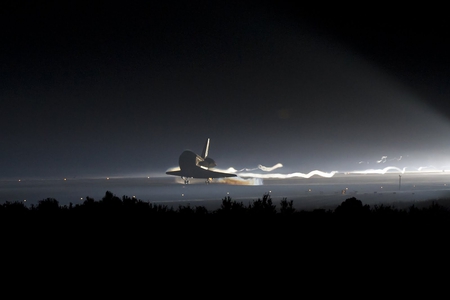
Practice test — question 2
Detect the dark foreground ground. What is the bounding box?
[2,193,449,288]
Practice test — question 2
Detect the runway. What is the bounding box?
[1,171,450,211]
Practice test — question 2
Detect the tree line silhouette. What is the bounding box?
[1,190,449,221]
[2,190,450,254]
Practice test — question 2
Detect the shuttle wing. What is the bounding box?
[166,167,236,179]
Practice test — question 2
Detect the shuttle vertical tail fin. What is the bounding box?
[201,138,210,158]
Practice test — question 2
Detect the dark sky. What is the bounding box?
[1,1,450,179]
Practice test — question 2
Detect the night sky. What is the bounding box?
[1,1,450,179]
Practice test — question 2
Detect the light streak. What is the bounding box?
[416,166,449,172]
[236,170,338,179]
[349,166,406,174]
[216,177,263,185]
[257,163,283,172]
[234,163,283,172]
[377,156,387,163]
[388,156,402,161]
[360,155,403,165]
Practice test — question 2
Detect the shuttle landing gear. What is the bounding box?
[181,177,213,184]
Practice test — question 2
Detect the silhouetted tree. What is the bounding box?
[195,206,209,215]
[335,197,370,215]
[149,203,174,214]
[122,195,138,206]
[36,198,60,212]
[100,191,122,210]
[248,193,276,216]
[279,198,295,214]
[371,204,404,218]
[216,196,246,215]
[83,196,96,206]
[122,195,151,213]
[422,201,449,216]
[0,201,29,214]
[177,204,195,215]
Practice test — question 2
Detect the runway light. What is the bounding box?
[18,179,21,182]
[23,199,26,202]
[132,196,136,198]
[64,178,67,181]
[106,177,110,180]
[181,193,184,197]
[80,197,83,200]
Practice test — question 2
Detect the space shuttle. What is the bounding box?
[166,138,236,184]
